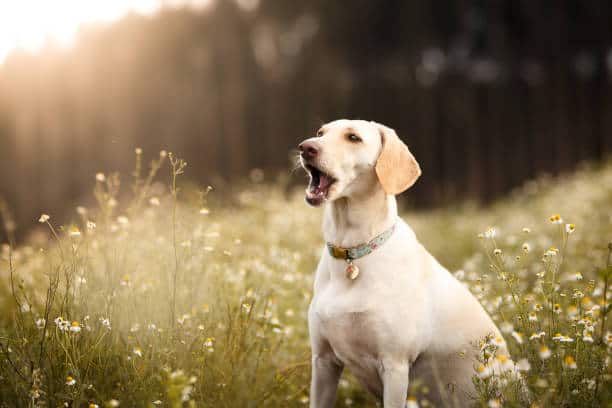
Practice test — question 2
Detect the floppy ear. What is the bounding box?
[373,123,422,195]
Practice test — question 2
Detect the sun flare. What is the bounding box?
[0,0,212,63]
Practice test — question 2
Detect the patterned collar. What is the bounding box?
[326,223,396,261]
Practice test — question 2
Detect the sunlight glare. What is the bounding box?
[0,0,213,63]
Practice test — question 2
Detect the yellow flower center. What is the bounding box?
[496,355,508,363]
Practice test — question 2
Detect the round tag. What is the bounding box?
[346,262,360,280]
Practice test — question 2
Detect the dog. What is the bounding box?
[299,119,505,407]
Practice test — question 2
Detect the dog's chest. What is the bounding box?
[311,279,423,368]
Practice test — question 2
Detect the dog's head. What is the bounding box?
[298,119,421,206]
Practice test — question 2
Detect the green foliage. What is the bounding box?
[0,152,610,407]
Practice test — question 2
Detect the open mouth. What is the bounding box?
[305,164,336,206]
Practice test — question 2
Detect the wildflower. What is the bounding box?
[108,198,118,208]
[130,323,140,333]
[99,318,111,330]
[199,207,210,215]
[86,221,96,231]
[565,223,575,234]
[242,303,252,313]
[545,247,559,257]
[538,345,551,360]
[484,227,496,238]
[488,398,501,408]
[553,303,561,314]
[511,331,524,344]
[572,290,584,299]
[108,400,120,407]
[495,354,515,371]
[120,275,130,287]
[152,401,162,406]
[38,214,50,223]
[76,206,87,215]
[68,227,81,237]
[563,355,577,369]
[66,376,76,386]
[476,363,492,379]
[582,332,594,343]
[581,297,593,308]
[553,333,574,343]
[577,316,591,326]
[493,248,502,256]
[299,396,309,404]
[202,304,210,313]
[95,173,106,182]
[35,318,45,329]
[149,197,160,206]
[89,404,99,408]
[516,358,531,371]
[534,303,543,311]
[159,150,167,158]
[204,337,215,352]
[170,370,184,379]
[522,227,531,233]
[535,378,548,388]
[566,305,578,317]
[521,243,530,253]
[605,332,612,347]
[133,347,143,357]
[489,336,505,347]
[549,214,562,224]
[70,321,81,333]
[55,317,69,331]
[117,216,129,226]
[135,147,142,155]
[147,323,157,331]
[528,311,538,322]
[406,396,418,408]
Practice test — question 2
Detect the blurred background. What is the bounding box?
[0,0,611,241]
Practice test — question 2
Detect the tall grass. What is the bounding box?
[0,151,610,407]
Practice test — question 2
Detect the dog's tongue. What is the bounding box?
[318,173,333,190]
[311,173,332,196]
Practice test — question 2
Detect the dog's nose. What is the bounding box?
[298,141,319,159]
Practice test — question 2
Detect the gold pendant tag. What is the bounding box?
[346,261,360,280]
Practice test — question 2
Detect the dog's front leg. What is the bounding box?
[380,360,409,408]
[310,353,343,408]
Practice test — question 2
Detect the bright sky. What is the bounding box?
[0,0,213,63]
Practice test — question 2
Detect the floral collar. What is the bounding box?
[326,223,396,280]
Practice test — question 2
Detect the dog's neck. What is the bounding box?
[323,184,397,248]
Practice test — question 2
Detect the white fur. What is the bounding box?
[302,120,503,407]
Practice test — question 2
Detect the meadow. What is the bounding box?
[0,150,610,407]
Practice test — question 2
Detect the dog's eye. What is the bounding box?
[316,130,324,137]
[347,133,362,143]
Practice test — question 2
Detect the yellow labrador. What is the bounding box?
[299,119,504,407]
